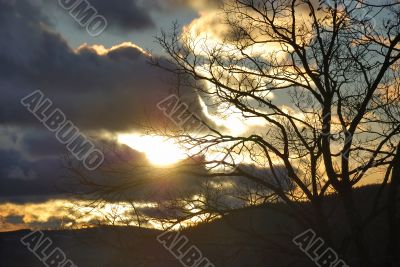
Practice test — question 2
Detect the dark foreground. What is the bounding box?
[0,185,397,267]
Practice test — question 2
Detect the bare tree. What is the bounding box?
[148,0,400,266]
[69,1,400,266]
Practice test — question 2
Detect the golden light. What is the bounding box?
[117,134,189,166]
[198,96,266,136]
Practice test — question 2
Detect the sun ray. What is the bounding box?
[117,134,188,166]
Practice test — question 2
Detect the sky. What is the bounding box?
[0,0,224,231]
[0,0,392,232]
[0,0,279,232]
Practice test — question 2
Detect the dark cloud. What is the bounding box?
[42,0,155,32]
[41,0,217,33]
[4,215,24,225]
[144,0,223,11]
[89,0,155,31]
[0,149,64,197]
[67,151,291,206]
[0,0,222,204]
[21,130,65,158]
[0,1,184,196]
[0,132,149,201]
[0,0,207,132]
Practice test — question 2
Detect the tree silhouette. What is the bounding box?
[70,1,400,266]
[151,1,400,265]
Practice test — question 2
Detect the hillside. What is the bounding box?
[0,185,395,267]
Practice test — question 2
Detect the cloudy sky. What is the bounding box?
[2,0,283,232]
[0,0,392,231]
[0,0,231,231]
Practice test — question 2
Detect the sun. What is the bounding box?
[117,134,188,166]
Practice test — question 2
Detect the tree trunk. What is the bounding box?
[340,185,371,267]
[387,143,400,266]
